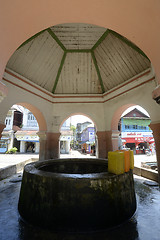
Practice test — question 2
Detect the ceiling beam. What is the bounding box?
[91,51,105,93]
[91,30,110,51]
[67,49,91,53]
[52,52,67,93]
[47,28,66,51]
[109,29,150,61]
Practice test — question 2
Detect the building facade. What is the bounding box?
[120,108,155,153]
[81,123,96,153]
[76,121,92,143]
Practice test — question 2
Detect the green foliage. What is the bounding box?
[6,147,18,154]
[70,125,76,133]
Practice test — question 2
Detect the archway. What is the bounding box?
[111,104,159,179]
[59,113,97,158]
[17,102,47,132]
[0,104,42,154]
[119,105,154,151]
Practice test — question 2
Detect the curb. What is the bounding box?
[0,158,38,180]
[133,166,158,183]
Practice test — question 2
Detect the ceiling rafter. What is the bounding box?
[91,51,105,93]
[92,30,109,51]
[47,28,66,52]
[66,49,91,53]
[8,23,151,95]
[108,29,150,61]
[52,52,67,93]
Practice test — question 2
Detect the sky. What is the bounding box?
[70,115,93,127]
[121,105,150,117]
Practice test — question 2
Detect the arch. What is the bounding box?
[111,104,151,131]
[17,102,47,132]
[59,112,98,132]
[111,104,135,131]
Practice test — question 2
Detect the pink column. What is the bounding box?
[96,131,113,159]
[112,130,120,151]
[0,123,5,139]
[149,123,160,183]
[45,132,60,159]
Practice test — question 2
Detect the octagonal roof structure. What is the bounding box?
[6,23,151,95]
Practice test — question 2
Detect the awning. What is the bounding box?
[122,137,154,144]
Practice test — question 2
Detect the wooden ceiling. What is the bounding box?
[6,23,150,95]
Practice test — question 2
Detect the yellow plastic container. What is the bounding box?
[108,151,125,175]
[116,150,130,172]
[129,150,134,169]
[124,151,130,172]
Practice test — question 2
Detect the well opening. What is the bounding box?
[38,159,108,174]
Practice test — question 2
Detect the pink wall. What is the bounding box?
[0,0,160,92]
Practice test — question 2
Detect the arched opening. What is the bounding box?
[0,104,41,155]
[60,114,97,158]
[17,102,47,132]
[119,105,154,153]
[113,104,158,175]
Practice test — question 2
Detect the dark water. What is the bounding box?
[0,176,159,240]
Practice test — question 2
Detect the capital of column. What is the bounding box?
[46,132,61,140]
[96,130,112,139]
[37,131,47,141]
[111,130,120,139]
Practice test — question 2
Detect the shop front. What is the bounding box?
[121,132,155,154]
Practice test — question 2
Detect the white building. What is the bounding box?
[60,118,73,154]
[15,107,39,153]
[0,106,39,153]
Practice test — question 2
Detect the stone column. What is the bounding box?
[97,130,120,158]
[20,141,26,153]
[45,132,61,159]
[66,140,70,154]
[149,123,160,183]
[8,130,14,150]
[37,131,46,161]
[35,142,39,153]
[0,123,5,139]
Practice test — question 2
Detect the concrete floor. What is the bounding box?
[0,172,159,240]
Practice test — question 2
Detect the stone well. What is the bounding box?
[18,158,136,231]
